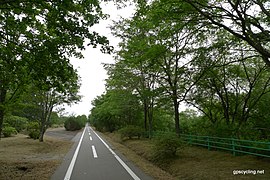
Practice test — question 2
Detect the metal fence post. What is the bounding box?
[157,132,270,158]
[232,138,236,156]
[207,136,211,150]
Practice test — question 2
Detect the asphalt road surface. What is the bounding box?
[51,124,153,180]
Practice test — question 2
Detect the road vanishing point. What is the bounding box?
[51,124,153,180]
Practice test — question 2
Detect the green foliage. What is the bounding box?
[0,0,111,140]
[152,109,174,131]
[151,132,182,164]
[180,110,209,135]
[89,0,270,142]
[27,122,40,140]
[180,110,266,140]
[91,112,118,132]
[76,115,88,127]
[118,125,145,140]
[90,90,142,132]
[49,112,63,127]
[186,0,270,66]
[2,126,17,137]
[64,116,84,131]
[4,115,28,132]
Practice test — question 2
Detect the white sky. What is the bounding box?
[63,2,135,116]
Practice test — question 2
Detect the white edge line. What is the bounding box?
[92,145,98,158]
[92,130,140,180]
[64,127,86,180]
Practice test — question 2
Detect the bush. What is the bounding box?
[118,125,145,140]
[151,132,182,164]
[5,115,28,132]
[29,131,40,140]
[27,122,40,140]
[64,117,84,131]
[2,126,17,137]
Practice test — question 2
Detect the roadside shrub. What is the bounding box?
[5,115,28,132]
[64,117,83,131]
[92,115,119,133]
[151,132,182,164]
[118,125,144,140]
[27,122,40,140]
[2,126,17,137]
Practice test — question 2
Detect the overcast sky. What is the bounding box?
[62,2,135,116]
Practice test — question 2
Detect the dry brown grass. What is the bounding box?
[103,132,270,180]
[170,146,270,180]
[101,132,177,180]
[0,134,73,180]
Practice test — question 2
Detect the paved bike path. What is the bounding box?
[51,125,152,180]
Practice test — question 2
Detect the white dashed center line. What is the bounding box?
[92,145,98,158]
[90,136,92,141]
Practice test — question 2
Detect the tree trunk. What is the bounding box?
[173,92,180,136]
[39,104,53,142]
[143,99,148,131]
[0,108,4,140]
[148,100,154,139]
[0,87,7,140]
[174,103,180,135]
[39,113,48,142]
[39,123,46,142]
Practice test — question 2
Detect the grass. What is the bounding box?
[1,129,268,180]
[102,132,270,180]
[169,146,270,180]
[101,132,176,180]
[0,133,73,180]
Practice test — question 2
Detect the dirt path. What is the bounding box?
[45,127,81,141]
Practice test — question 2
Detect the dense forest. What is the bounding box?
[90,0,270,141]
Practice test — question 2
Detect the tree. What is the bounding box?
[186,39,270,138]
[185,0,270,66]
[111,0,204,135]
[64,115,87,131]
[110,4,161,134]
[250,93,270,139]
[106,61,158,134]
[31,60,80,142]
[90,89,141,132]
[0,0,112,137]
[100,0,270,139]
